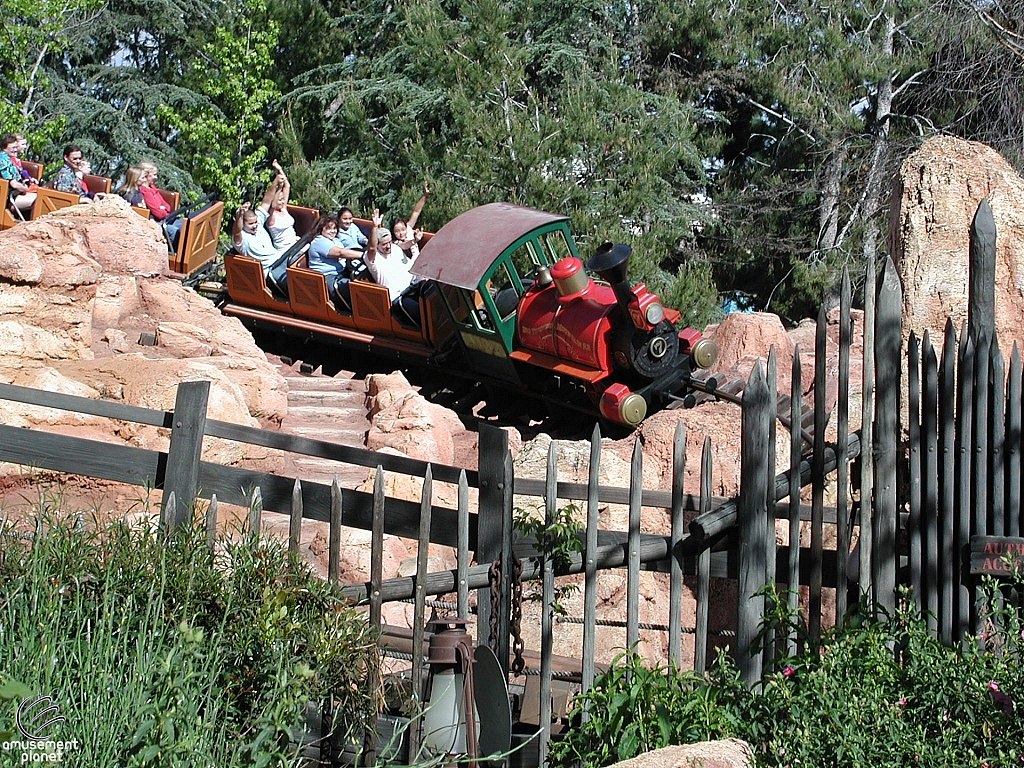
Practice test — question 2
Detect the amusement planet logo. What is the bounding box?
[2,695,79,763]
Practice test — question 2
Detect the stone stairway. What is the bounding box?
[277,370,374,489]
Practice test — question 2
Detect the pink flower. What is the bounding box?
[782,665,796,678]
[988,681,1015,714]
[979,631,989,640]
[898,697,908,706]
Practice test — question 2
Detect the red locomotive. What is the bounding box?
[221,202,717,427]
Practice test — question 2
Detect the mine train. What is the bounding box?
[2,163,717,426]
[222,202,718,427]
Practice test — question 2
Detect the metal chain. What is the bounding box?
[509,556,525,675]
[488,556,526,676]
[487,559,501,654]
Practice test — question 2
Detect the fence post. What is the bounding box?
[477,423,512,675]
[738,362,770,685]
[968,198,996,345]
[874,257,902,615]
[163,379,210,531]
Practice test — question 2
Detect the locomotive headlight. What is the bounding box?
[644,302,665,325]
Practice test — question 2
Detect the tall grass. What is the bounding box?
[0,507,380,767]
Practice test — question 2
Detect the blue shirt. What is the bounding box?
[338,222,367,249]
[308,235,346,278]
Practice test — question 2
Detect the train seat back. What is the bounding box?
[31,187,81,218]
[225,252,294,315]
[157,188,180,212]
[83,175,112,196]
[170,201,224,275]
[0,179,25,230]
[20,161,43,182]
[285,264,358,330]
[287,204,320,237]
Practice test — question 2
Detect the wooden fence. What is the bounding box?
[0,197,1018,765]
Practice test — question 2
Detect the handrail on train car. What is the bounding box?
[166,191,216,224]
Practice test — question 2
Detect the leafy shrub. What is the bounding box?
[551,582,1024,768]
[0,510,380,767]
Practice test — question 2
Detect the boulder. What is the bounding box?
[365,371,464,464]
[891,135,1024,351]
[605,740,754,768]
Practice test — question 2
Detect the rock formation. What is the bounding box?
[606,740,754,768]
[891,135,1024,351]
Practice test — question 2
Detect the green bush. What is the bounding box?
[551,583,1024,768]
[0,510,380,767]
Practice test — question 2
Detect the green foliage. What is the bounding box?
[551,583,1024,767]
[0,509,380,766]
[514,502,585,614]
[0,0,104,129]
[514,502,585,573]
[157,0,282,211]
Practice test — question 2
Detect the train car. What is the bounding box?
[220,202,717,427]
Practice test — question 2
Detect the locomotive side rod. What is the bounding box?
[684,375,815,448]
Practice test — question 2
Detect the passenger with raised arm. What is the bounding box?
[391,180,430,249]
[368,207,422,326]
[53,145,95,202]
[266,160,299,250]
[232,170,290,273]
[0,134,36,214]
[336,206,368,251]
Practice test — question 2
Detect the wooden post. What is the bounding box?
[668,421,686,668]
[835,269,852,621]
[477,423,510,671]
[874,257,902,615]
[990,337,1005,537]
[457,470,470,620]
[938,320,957,645]
[205,494,218,547]
[738,362,770,684]
[695,437,712,674]
[1007,344,1022,541]
[787,346,803,654]
[810,307,827,641]
[860,255,877,601]
[163,379,210,530]
[539,441,557,767]
[968,199,996,346]
[410,465,433,761]
[626,441,642,651]
[956,331,976,643]
[922,333,939,633]
[289,479,303,556]
[248,487,262,537]
[582,424,601,702]
[370,468,385,630]
[909,332,922,608]
[328,477,342,584]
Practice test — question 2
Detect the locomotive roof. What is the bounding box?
[414,202,570,290]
